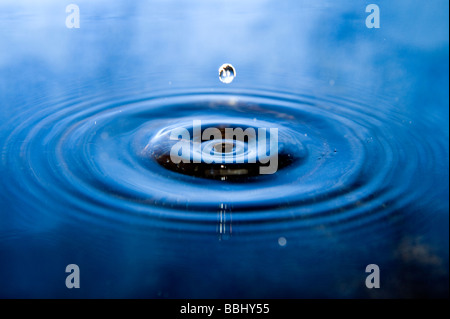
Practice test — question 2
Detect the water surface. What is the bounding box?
[0,0,448,298]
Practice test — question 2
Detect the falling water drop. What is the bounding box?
[218,63,236,84]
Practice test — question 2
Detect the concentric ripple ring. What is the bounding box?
[0,89,437,234]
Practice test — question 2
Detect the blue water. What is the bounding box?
[0,0,448,298]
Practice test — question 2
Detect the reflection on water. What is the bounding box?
[217,203,232,240]
[0,0,448,298]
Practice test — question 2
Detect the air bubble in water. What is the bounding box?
[278,237,287,247]
[218,64,236,84]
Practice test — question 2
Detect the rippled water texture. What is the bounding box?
[0,1,448,298]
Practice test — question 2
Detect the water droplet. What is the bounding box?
[100,132,109,140]
[218,63,236,84]
[278,237,287,247]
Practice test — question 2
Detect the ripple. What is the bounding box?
[0,88,440,234]
[147,119,298,181]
